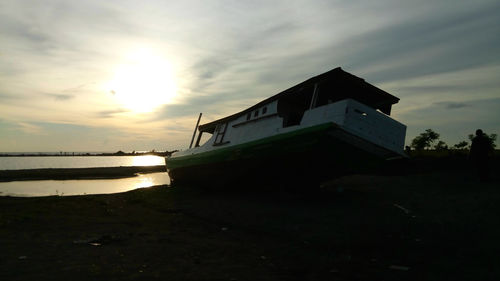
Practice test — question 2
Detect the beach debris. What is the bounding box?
[393,203,410,214]
[73,237,98,245]
[329,268,340,273]
[73,234,122,246]
[193,256,201,264]
[389,265,410,271]
[221,227,228,231]
[18,256,27,260]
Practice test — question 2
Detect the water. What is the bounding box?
[0,155,165,170]
[0,155,170,197]
[0,173,170,197]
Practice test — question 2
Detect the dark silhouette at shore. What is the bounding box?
[0,165,166,182]
[470,129,494,182]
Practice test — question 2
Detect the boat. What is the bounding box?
[165,67,407,188]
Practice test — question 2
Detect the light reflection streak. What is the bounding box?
[132,174,155,190]
[131,155,164,166]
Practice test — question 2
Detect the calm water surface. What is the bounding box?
[0,173,170,197]
[0,155,165,170]
[0,155,170,196]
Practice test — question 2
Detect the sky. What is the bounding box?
[1,0,499,152]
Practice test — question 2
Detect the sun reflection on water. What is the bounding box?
[132,174,155,189]
[131,155,164,166]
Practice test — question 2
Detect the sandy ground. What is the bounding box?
[0,158,499,280]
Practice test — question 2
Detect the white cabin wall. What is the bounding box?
[301,100,349,127]
[341,99,406,153]
[302,99,406,154]
[225,101,282,146]
[187,100,283,156]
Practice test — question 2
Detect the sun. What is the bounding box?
[108,49,177,113]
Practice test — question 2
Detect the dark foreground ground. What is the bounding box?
[1,157,499,280]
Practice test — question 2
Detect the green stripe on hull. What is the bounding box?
[166,123,335,170]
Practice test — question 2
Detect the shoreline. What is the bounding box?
[0,151,174,157]
[0,165,167,182]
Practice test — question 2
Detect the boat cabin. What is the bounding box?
[191,67,404,153]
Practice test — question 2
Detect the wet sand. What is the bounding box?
[1,158,499,280]
[0,165,166,182]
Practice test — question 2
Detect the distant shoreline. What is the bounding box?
[0,151,175,157]
[0,165,167,182]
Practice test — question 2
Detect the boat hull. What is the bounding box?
[166,123,401,188]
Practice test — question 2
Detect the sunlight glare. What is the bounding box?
[131,155,165,166]
[132,175,154,190]
[108,49,177,113]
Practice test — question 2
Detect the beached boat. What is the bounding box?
[166,67,407,187]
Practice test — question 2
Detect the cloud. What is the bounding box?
[311,1,500,83]
[401,97,500,145]
[0,121,127,152]
[434,101,470,109]
[0,93,18,100]
[46,93,74,101]
[163,123,192,133]
[16,122,45,135]
[1,0,500,151]
[96,109,130,118]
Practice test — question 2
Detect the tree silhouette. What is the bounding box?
[453,141,469,150]
[411,129,440,150]
[434,140,448,151]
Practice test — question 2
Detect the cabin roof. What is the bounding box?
[198,67,399,133]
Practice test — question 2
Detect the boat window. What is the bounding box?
[195,131,213,147]
[254,110,259,117]
[214,123,228,145]
[246,112,251,120]
[262,106,267,114]
[277,86,314,127]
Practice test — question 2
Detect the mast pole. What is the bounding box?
[309,83,319,109]
[189,113,202,149]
